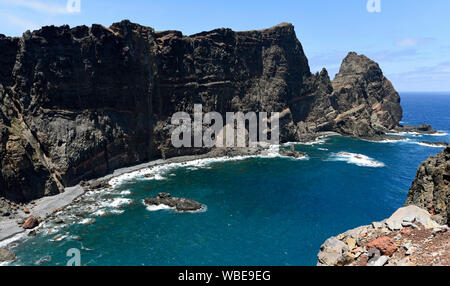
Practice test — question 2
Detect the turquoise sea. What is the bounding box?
[6,92,450,266]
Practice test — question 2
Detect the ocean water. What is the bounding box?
[7,92,450,266]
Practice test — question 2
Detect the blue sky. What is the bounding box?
[1,0,449,92]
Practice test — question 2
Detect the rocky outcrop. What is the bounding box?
[395,124,437,134]
[406,147,450,225]
[330,52,403,138]
[317,206,449,266]
[0,21,417,202]
[144,193,203,212]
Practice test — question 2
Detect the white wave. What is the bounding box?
[387,132,423,137]
[415,142,447,148]
[318,148,329,151]
[364,138,411,144]
[93,209,107,217]
[119,190,132,195]
[388,131,448,137]
[429,132,448,136]
[109,209,125,215]
[145,204,175,212]
[0,233,26,249]
[109,155,258,188]
[329,152,385,168]
[284,136,328,146]
[78,218,96,225]
[100,198,132,208]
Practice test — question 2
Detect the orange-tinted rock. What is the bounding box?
[22,216,39,229]
[366,236,398,256]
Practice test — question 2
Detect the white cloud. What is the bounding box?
[0,0,81,14]
[395,37,434,48]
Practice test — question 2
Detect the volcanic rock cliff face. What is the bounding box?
[0,20,404,202]
[406,147,450,225]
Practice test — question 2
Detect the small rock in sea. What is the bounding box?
[279,146,307,159]
[28,230,37,237]
[0,248,16,262]
[144,193,203,212]
[22,216,39,229]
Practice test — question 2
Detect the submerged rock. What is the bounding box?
[0,248,16,262]
[144,193,203,212]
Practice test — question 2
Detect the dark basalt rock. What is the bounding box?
[395,124,437,134]
[280,145,307,159]
[330,52,403,137]
[0,21,425,202]
[144,193,203,212]
[406,147,450,225]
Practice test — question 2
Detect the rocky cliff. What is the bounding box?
[317,148,450,266]
[0,20,407,202]
[406,147,450,225]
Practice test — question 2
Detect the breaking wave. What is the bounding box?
[328,152,385,168]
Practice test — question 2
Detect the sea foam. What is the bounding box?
[329,152,385,168]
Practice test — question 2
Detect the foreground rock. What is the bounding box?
[406,147,450,225]
[318,148,450,266]
[317,206,449,266]
[0,248,16,263]
[144,193,203,212]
